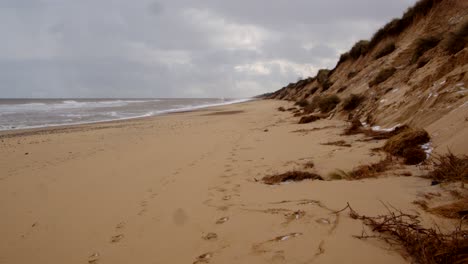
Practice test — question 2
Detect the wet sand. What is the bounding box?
[0,100,448,264]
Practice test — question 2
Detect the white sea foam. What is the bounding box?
[0,99,160,113]
[0,98,253,131]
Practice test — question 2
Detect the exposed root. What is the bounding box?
[337,203,468,264]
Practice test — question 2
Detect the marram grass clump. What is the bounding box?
[427,152,468,183]
[369,67,397,86]
[383,128,430,164]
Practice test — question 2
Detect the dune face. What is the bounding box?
[263,0,468,155]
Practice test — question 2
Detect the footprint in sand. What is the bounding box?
[215,217,229,224]
[193,252,213,264]
[88,252,100,264]
[115,222,126,230]
[202,232,218,241]
[110,234,124,243]
[273,233,302,242]
[252,233,303,255]
[315,218,331,225]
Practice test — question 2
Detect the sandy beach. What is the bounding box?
[0,100,459,264]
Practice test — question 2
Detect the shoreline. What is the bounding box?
[0,98,255,137]
[0,99,461,264]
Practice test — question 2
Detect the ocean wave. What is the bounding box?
[0,98,253,131]
[0,99,160,113]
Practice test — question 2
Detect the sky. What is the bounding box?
[0,0,416,98]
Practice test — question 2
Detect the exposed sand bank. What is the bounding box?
[0,100,460,264]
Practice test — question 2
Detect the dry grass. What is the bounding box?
[321,80,333,91]
[337,86,348,93]
[444,18,468,55]
[348,157,394,179]
[383,128,430,164]
[368,0,442,51]
[342,118,364,135]
[318,95,340,113]
[343,94,365,111]
[337,0,441,64]
[347,71,358,79]
[317,69,333,91]
[304,161,315,169]
[304,95,340,114]
[375,42,396,59]
[411,36,441,63]
[369,67,397,86]
[295,99,309,107]
[310,86,319,95]
[317,69,331,85]
[298,115,321,124]
[349,40,370,59]
[337,52,350,65]
[329,157,394,180]
[340,203,468,264]
[402,147,428,165]
[321,140,352,147]
[418,57,431,68]
[262,171,323,185]
[430,199,468,219]
[427,152,468,183]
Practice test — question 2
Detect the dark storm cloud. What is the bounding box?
[0,0,415,98]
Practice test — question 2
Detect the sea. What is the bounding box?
[0,98,252,131]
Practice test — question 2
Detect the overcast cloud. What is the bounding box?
[0,0,416,98]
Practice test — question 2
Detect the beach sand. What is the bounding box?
[0,100,452,264]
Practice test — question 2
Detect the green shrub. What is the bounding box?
[318,95,341,113]
[444,19,468,55]
[411,36,441,63]
[343,94,365,111]
[375,43,396,59]
[349,40,370,59]
[369,67,397,86]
